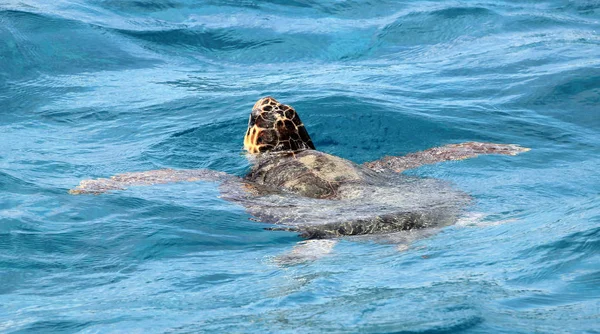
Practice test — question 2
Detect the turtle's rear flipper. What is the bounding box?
[363,142,530,173]
[69,169,233,195]
[273,239,337,266]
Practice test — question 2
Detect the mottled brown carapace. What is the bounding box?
[244,97,316,154]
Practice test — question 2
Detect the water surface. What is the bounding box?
[1,0,599,332]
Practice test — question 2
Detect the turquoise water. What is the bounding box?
[1,0,599,332]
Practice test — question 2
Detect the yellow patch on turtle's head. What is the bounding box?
[243,97,315,154]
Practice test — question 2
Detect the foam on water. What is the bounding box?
[1,0,599,332]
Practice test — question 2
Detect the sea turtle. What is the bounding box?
[70,97,529,261]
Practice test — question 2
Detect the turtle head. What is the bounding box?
[243,97,315,154]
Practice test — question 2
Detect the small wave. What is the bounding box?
[0,9,160,81]
[99,0,183,13]
[509,225,600,287]
[430,6,495,19]
[377,6,501,47]
[511,67,600,130]
[115,27,283,52]
[534,226,600,262]
[143,116,249,172]
[0,170,38,194]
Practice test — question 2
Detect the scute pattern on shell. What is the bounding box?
[244,97,315,154]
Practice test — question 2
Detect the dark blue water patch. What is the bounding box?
[172,272,249,292]
[432,6,496,19]
[512,67,600,130]
[160,109,247,144]
[0,171,39,195]
[31,94,199,130]
[285,0,404,18]
[101,0,264,14]
[557,0,600,16]
[247,0,404,18]
[99,0,184,13]
[38,106,121,124]
[560,269,600,298]
[0,84,95,125]
[501,117,581,147]
[293,95,470,163]
[114,24,378,62]
[261,0,321,10]
[501,11,596,32]
[512,226,600,285]
[10,320,93,333]
[144,113,249,172]
[115,27,284,53]
[499,239,600,312]
[140,0,399,19]
[158,74,241,92]
[0,9,161,81]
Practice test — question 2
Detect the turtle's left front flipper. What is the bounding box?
[364,142,530,173]
[69,169,235,195]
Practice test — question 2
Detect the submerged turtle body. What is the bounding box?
[236,151,469,239]
[70,97,529,241]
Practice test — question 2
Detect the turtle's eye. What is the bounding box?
[257,136,263,144]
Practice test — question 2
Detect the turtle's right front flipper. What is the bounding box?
[69,169,234,195]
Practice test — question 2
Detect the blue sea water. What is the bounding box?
[1,0,599,332]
